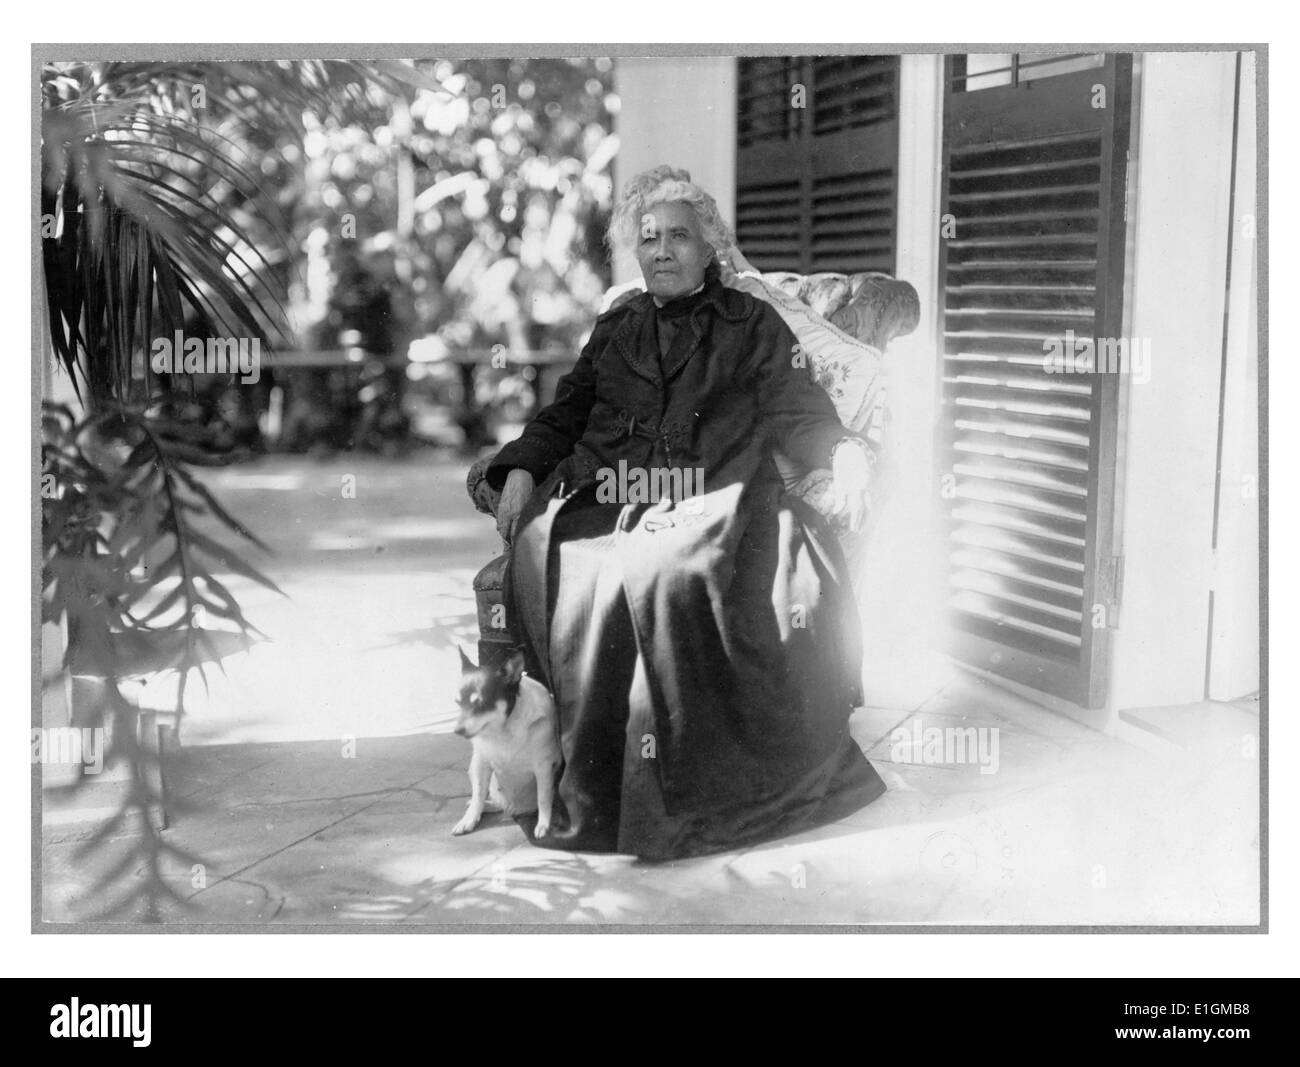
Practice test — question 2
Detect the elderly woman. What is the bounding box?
[484,165,886,859]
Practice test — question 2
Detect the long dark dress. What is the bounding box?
[487,262,886,860]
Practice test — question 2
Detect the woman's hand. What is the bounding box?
[830,438,874,533]
[496,468,536,544]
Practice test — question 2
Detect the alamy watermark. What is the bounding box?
[1042,330,1151,384]
[890,719,1000,775]
[32,727,106,775]
[150,331,261,384]
[49,999,151,1046]
[595,460,705,505]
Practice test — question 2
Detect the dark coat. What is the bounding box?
[486,265,881,829]
[486,266,867,500]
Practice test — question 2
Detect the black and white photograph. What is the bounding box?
[30,37,1267,944]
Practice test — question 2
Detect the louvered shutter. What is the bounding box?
[937,54,1133,708]
[736,56,899,275]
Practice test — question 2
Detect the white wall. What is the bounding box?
[1207,51,1260,701]
[611,57,736,284]
[1109,52,1252,712]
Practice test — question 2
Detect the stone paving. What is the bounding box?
[39,454,1260,927]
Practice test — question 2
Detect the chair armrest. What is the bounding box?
[466,453,502,517]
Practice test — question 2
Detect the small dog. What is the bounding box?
[452,646,561,839]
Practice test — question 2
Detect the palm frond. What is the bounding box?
[41,59,447,403]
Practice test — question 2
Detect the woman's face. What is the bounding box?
[636,201,714,301]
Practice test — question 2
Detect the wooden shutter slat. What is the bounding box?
[951,524,1088,572]
[733,218,799,234]
[958,210,1101,230]
[952,395,1091,426]
[952,157,1101,182]
[813,70,894,96]
[812,234,894,252]
[955,480,1088,524]
[812,198,893,219]
[948,294,1096,314]
[947,234,1098,251]
[946,305,1096,321]
[812,58,895,93]
[952,560,1086,601]
[811,170,893,192]
[813,104,894,134]
[954,417,1091,452]
[736,186,801,207]
[951,502,1087,550]
[953,458,1087,496]
[949,283,1097,295]
[950,186,1101,206]
[949,259,1096,272]
[954,437,1091,473]
[945,373,1094,399]
[950,583,1084,628]
[951,580,1085,626]
[957,563,1091,607]
[945,330,1085,348]
[950,600,1083,652]
[946,351,1084,367]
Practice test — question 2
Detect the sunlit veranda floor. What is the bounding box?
[40,454,1260,926]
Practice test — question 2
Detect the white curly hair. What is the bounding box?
[607,164,737,258]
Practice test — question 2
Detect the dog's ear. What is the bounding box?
[458,645,476,674]
[500,648,525,686]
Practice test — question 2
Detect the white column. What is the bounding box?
[856,53,949,703]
